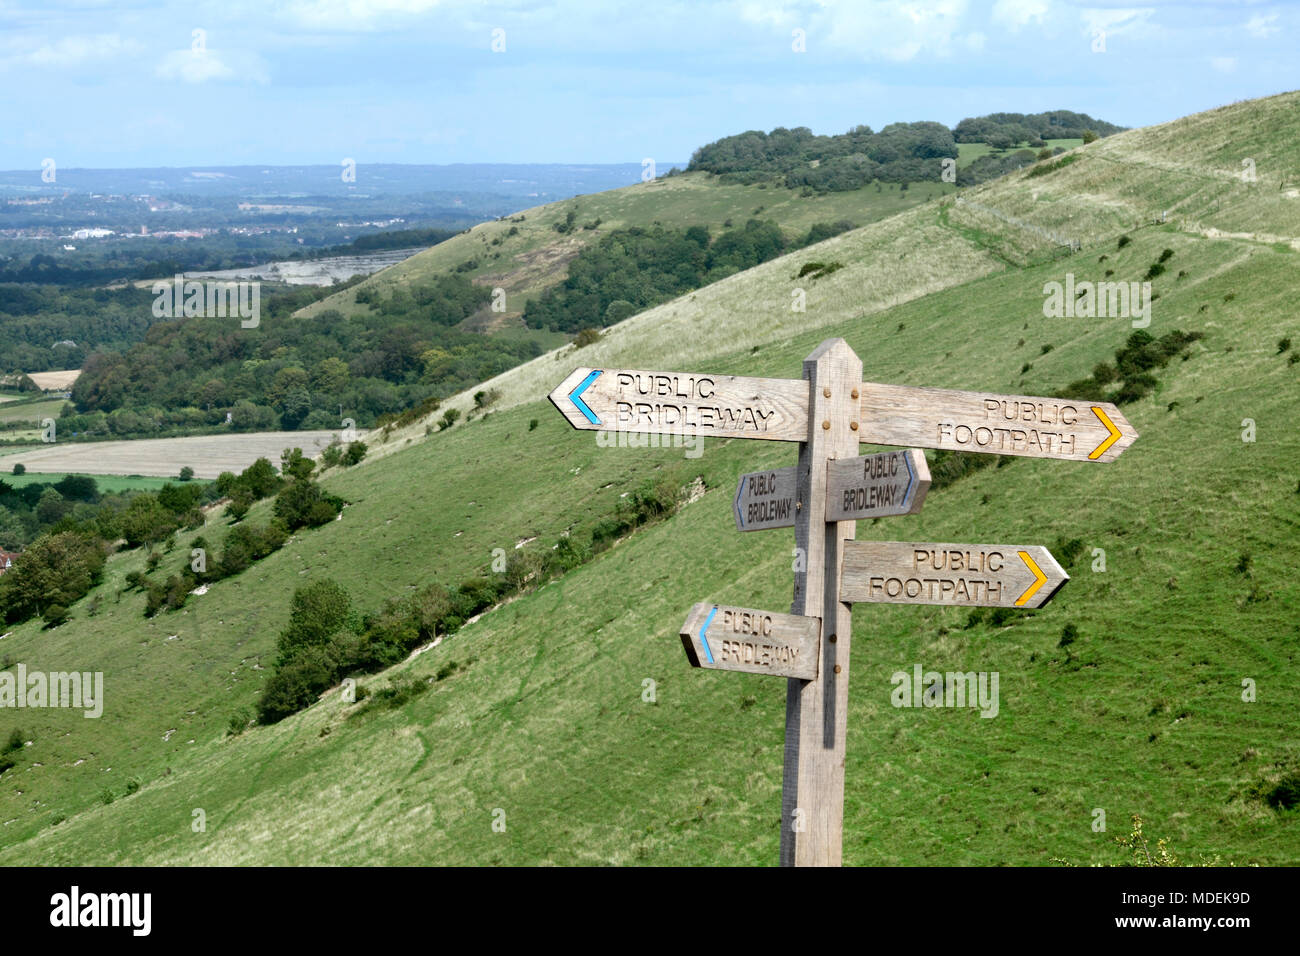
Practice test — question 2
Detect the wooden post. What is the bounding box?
[780,338,861,866]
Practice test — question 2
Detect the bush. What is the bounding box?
[178,466,195,481]
[11,464,24,476]
[439,409,461,431]
[226,494,251,522]
[573,328,604,348]
[280,447,315,481]
[277,580,353,665]
[343,442,367,466]
[256,646,338,723]
[274,478,343,530]
[1264,773,1300,811]
[42,603,69,627]
[1059,623,1078,648]
[1055,537,1085,568]
[320,442,343,468]
[228,709,252,736]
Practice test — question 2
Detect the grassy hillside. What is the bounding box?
[2,91,1298,865]
[296,171,955,336]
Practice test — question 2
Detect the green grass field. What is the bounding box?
[958,139,1084,168]
[0,472,177,493]
[0,398,66,425]
[1,93,1297,865]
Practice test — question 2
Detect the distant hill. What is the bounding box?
[686,110,1125,192]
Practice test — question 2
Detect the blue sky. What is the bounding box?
[1,0,1296,169]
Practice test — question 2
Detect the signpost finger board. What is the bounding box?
[840,540,1068,609]
[857,382,1137,463]
[550,366,809,442]
[679,603,820,680]
[734,448,930,532]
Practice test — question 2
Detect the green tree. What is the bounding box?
[0,531,105,624]
[35,487,67,526]
[276,580,352,666]
[280,447,316,481]
[309,357,350,394]
[118,494,176,547]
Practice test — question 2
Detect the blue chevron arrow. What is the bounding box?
[569,370,602,425]
[698,605,718,664]
[901,450,916,508]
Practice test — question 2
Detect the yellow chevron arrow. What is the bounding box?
[1088,405,1122,460]
[1015,550,1047,606]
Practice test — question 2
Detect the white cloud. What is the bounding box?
[6,33,142,69]
[992,0,1052,32]
[155,49,268,84]
[1210,55,1237,73]
[745,0,972,62]
[1245,14,1278,39]
[283,0,446,29]
[1080,7,1154,38]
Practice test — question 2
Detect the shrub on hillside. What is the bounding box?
[273,478,343,531]
[343,442,366,466]
[0,531,105,625]
[256,646,339,724]
[276,580,354,666]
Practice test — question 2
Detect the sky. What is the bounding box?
[0,0,1296,170]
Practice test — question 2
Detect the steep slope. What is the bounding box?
[294,171,954,334]
[2,91,1298,865]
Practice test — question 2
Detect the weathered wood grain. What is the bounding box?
[733,465,798,531]
[679,603,820,679]
[781,338,860,868]
[549,366,810,441]
[840,540,1068,609]
[824,448,930,521]
[857,382,1137,462]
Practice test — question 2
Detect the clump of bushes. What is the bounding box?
[0,531,106,626]
[256,476,689,723]
[795,261,844,280]
[1058,329,1203,406]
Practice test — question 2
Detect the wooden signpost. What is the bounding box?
[679,603,820,679]
[550,340,1137,867]
[840,541,1068,609]
[550,366,809,441]
[856,382,1136,462]
[733,465,798,531]
[825,448,930,522]
[733,448,930,532]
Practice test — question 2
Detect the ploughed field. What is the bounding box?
[2,431,338,479]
